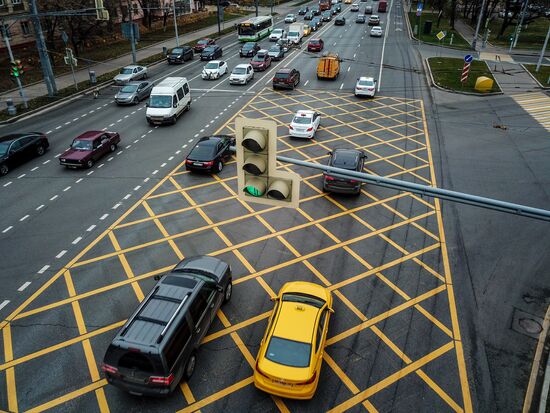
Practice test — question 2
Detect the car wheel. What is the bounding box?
[184,352,197,380]
[36,145,46,156]
[172,115,178,124]
[110,143,117,152]
[185,102,191,111]
[0,163,8,176]
[133,97,139,104]
[216,160,223,173]
[223,281,232,303]
[143,73,148,79]
[86,159,94,169]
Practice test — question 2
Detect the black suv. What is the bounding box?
[0,132,49,176]
[240,41,261,57]
[323,149,366,195]
[185,135,234,173]
[167,46,194,64]
[335,16,346,25]
[272,68,301,90]
[102,256,232,396]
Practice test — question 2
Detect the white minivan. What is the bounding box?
[146,77,191,125]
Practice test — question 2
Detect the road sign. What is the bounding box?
[416,2,423,16]
[235,118,300,208]
[464,54,473,63]
[461,62,471,83]
[436,31,446,41]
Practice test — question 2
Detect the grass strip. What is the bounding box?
[428,57,501,93]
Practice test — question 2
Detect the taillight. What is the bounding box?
[149,373,174,385]
[325,176,335,181]
[367,87,374,91]
[289,125,294,130]
[101,363,118,374]
[307,127,313,131]
[203,161,214,167]
[350,179,358,183]
[186,159,193,164]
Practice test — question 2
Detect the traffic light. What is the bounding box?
[9,60,24,78]
[235,117,300,208]
[95,0,110,20]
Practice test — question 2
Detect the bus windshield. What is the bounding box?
[238,25,255,36]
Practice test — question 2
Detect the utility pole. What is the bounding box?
[216,0,221,36]
[29,0,57,96]
[471,0,488,51]
[535,24,550,72]
[255,0,259,17]
[172,0,180,46]
[128,0,137,64]
[1,24,28,108]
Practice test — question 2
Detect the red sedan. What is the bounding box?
[250,49,272,71]
[59,131,120,169]
[307,38,324,52]
[193,38,215,53]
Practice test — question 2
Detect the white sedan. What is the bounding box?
[355,76,377,97]
[370,26,383,37]
[201,60,228,79]
[289,110,321,139]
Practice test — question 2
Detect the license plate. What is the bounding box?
[272,379,293,387]
[193,162,203,166]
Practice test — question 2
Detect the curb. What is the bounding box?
[424,57,503,96]
[520,64,550,90]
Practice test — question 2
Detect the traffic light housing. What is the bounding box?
[236,117,300,208]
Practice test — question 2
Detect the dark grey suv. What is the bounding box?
[323,148,366,195]
[102,256,232,396]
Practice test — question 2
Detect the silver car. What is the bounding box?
[115,81,154,105]
[113,65,148,85]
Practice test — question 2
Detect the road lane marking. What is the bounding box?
[161,163,167,167]
[112,203,121,210]
[0,300,9,311]
[75,178,83,183]
[144,177,149,182]
[87,170,94,175]
[37,265,50,274]
[55,126,61,130]
[43,160,50,165]
[133,185,141,191]
[152,170,159,175]
[3,181,12,187]
[72,237,82,245]
[17,282,31,292]
[107,157,114,162]
[123,194,131,200]
[50,195,58,201]
[100,214,109,220]
[36,204,44,211]
[31,167,38,171]
[86,225,96,232]
[19,215,29,222]
[56,250,67,259]
[97,164,104,168]
[340,83,344,90]
[168,156,174,161]
[2,226,13,233]
[63,186,71,192]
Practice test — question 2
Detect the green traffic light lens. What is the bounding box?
[244,186,264,197]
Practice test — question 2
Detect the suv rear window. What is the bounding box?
[119,352,155,372]
[274,72,290,79]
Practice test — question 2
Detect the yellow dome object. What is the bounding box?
[475,76,494,92]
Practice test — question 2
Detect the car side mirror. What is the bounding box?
[173,103,177,108]
[328,307,335,314]
[153,274,162,281]
[270,296,279,302]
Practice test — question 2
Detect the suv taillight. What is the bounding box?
[101,363,118,374]
[149,373,174,385]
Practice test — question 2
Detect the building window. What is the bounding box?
[11,0,22,4]
[20,21,31,35]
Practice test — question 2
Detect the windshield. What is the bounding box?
[232,67,246,74]
[120,85,138,93]
[171,48,184,54]
[288,31,299,37]
[203,46,215,53]
[293,116,312,124]
[252,54,266,62]
[120,68,133,74]
[197,39,209,45]
[238,25,255,35]
[148,95,172,108]
[269,46,281,53]
[242,42,255,49]
[71,140,93,150]
[0,142,10,156]
[205,62,219,69]
[266,337,311,367]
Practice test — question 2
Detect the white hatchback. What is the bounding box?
[289,110,321,139]
[270,28,286,41]
[354,76,377,97]
[230,63,254,85]
[201,60,228,79]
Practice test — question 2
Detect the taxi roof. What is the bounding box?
[272,301,319,343]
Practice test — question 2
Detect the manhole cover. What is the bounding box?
[512,308,545,339]
[518,317,543,334]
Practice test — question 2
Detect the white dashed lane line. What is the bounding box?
[168,156,174,161]
[133,185,141,191]
[0,300,10,311]
[36,204,44,211]
[46,130,52,134]
[152,170,159,175]
[112,203,121,210]
[161,163,167,168]
[340,83,344,90]
[31,167,39,171]
[56,250,67,259]
[19,215,29,222]
[43,160,50,165]
[50,195,58,201]
[72,236,82,245]
[17,282,31,292]
[86,224,96,232]
[87,170,94,175]
[117,151,123,155]
[75,178,83,183]
[188,139,193,142]
[97,164,104,168]
[107,157,114,162]
[2,226,13,233]
[55,126,61,130]
[3,181,12,187]
[37,265,50,274]
[63,186,71,192]
[123,194,131,200]
[144,177,150,183]
[100,213,109,220]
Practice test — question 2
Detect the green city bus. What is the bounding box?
[237,16,274,42]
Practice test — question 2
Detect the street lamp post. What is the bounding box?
[172,0,180,46]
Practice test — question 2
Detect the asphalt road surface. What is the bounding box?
[0,0,549,412]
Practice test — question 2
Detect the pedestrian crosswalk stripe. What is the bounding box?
[511,92,550,132]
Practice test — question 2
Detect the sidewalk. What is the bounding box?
[0,3,297,106]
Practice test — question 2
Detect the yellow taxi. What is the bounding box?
[303,24,312,37]
[344,0,352,3]
[253,281,334,399]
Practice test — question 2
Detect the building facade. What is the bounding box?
[0,0,34,51]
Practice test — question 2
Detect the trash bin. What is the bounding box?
[89,70,97,85]
[6,98,16,116]
[423,20,432,35]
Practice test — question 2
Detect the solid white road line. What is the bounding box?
[378,0,394,91]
